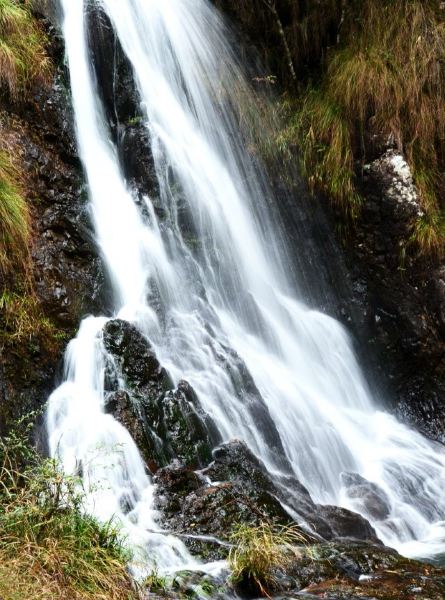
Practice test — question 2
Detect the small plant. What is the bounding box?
[144,568,170,594]
[0,417,138,600]
[229,521,306,597]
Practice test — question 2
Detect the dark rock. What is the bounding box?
[318,506,379,543]
[0,50,106,434]
[86,1,141,138]
[345,151,445,443]
[31,0,61,28]
[341,472,391,521]
[102,319,218,468]
[118,121,160,201]
[212,344,292,473]
[103,319,171,390]
[153,440,379,561]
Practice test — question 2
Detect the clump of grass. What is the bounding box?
[0,0,50,99]
[229,521,306,597]
[284,0,445,254]
[144,569,169,595]
[0,288,57,342]
[0,417,138,600]
[0,149,30,275]
[281,90,362,219]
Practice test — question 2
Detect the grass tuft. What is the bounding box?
[0,0,50,99]
[0,416,139,600]
[229,521,306,597]
[0,149,30,275]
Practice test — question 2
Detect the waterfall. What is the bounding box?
[47,0,445,572]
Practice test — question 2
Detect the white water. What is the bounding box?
[47,0,445,572]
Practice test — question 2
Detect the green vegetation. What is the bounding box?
[144,569,170,594]
[229,521,306,597]
[0,0,51,275]
[0,149,29,276]
[0,415,138,600]
[281,0,445,254]
[0,288,59,343]
[0,0,50,99]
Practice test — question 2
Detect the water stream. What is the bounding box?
[47,0,445,572]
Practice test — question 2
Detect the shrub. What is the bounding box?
[0,417,139,600]
[229,521,306,597]
[283,0,445,254]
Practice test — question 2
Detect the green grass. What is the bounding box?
[0,150,29,275]
[0,288,57,342]
[0,0,50,99]
[229,521,307,597]
[281,0,445,255]
[0,416,139,600]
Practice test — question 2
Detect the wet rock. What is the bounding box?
[160,381,221,467]
[244,541,445,599]
[103,319,171,391]
[154,440,379,561]
[118,121,160,201]
[317,506,380,543]
[31,0,61,28]
[104,390,155,467]
[86,1,141,137]
[102,319,218,468]
[0,43,106,433]
[340,150,445,443]
[341,472,391,521]
[213,344,292,473]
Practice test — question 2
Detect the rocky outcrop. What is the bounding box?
[142,541,445,599]
[258,541,445,599]
[102,318,220,468]
[154,440,379,561]
[344,150,445,442]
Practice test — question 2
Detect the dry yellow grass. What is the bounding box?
[0,0,50,99]
[0,149,30,276]
[229,521,306,597]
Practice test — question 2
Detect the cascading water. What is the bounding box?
[48,0,445,573]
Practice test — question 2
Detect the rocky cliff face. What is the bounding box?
[347,150,445,443]
[0,13,106,435]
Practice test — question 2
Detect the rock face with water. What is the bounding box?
[0,16,105,435]
[102,318,219,468]
[350,149,445,443]
[154,440,379,561]
[2,0,444,591]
